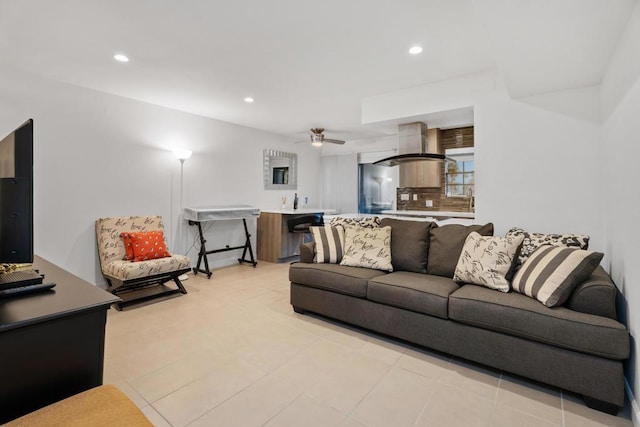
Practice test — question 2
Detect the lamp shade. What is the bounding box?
[173,149,192,161]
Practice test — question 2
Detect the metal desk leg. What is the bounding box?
[239,218,258,267]
[191,221,212,278]
[189,219,257,279]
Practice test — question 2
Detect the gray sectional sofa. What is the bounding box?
[289,218,630,414]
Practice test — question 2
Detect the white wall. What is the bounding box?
[0,67,321,285]
[360,71,604,249]
[320,153,358,214]
[601,1,640,418]
[361,71,496,125]
[474,83,603,248]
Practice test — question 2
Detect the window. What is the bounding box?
[445,148,474,197]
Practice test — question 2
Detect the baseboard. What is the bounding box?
[625,379,640,426]
[191,256,255,272]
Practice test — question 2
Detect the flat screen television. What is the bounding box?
[0,119,34,264]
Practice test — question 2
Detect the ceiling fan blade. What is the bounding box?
[323,138,346,145]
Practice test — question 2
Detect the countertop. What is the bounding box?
[261,208,337,215]
[381,210,475,219]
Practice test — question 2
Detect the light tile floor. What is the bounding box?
[103,262,633,427]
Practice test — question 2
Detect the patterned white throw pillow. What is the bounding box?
[512,245,603,307]
[506,227,589,267]
[329,216,380,229]
[310,225,345,263]
[453,232,524,292]
[339,226,393,271]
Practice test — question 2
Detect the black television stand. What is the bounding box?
[0,256,120,423]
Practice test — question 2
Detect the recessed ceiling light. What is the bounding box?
[244,97,254,103]
[113,54,129,62]
[409,46,423,55]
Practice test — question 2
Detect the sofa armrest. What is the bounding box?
[567,265,618,319]
[300,242,315,263]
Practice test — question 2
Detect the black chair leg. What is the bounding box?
[173,276,188,294]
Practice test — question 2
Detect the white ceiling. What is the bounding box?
[475,0,636,98]
[0,0,634,143]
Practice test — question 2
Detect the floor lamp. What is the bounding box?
[174,149,192,280]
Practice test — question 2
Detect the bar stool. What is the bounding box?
[287,213,324,245]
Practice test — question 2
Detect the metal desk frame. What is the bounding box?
[188,218,257,279]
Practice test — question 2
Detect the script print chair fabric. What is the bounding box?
[96,215,190,310]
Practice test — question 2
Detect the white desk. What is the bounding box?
[184,205,260,277]
[184,205,260,221]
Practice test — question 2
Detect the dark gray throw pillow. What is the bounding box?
[427,222,494,278]
[380,218,437,273]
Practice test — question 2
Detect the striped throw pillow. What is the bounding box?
[310,225,345,263]
[512,245,604,307]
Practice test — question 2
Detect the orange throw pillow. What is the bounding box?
[120,232,135,261]
[122,230,171,262]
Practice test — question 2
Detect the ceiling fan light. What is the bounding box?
[113,53,129,62]
[310,132,324,146]
[306,127,345,146]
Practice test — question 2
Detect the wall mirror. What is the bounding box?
[263,149,297,190]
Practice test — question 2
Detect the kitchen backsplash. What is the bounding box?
[396,187,472,212]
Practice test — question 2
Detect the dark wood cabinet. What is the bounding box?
[0,256,119,423]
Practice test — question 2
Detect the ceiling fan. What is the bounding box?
[298,128,346,147]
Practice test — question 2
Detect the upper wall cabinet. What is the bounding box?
[399,127,442,188]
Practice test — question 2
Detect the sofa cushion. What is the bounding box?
[289,262,387,298]
[449,285,629,360]
[103,255,191,281]
[453,232,523,292]
[567,266,618,319]
[368,272,459,319]
[427,223,494,278]
[340,226,393,272]
[506,227,590,267]
[310,225,345,263]
[379,218,437,273]
[300,242,316,264]
[511,246,604,307]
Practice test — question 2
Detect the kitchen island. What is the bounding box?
[381,209,475,220]
[257,208,336,262]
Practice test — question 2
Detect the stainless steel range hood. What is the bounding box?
[374,122,449,167]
